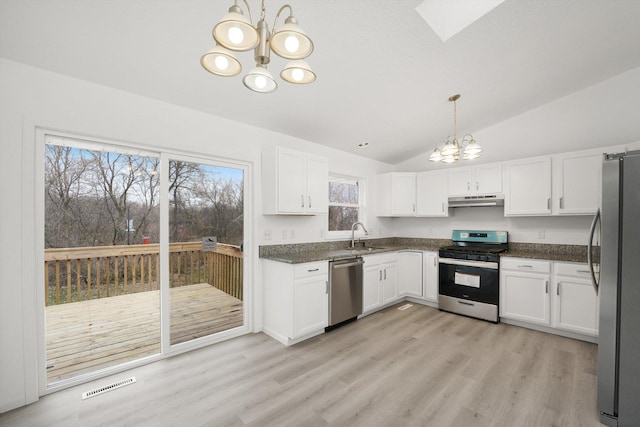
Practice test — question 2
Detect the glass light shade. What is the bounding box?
[442,154,457,163]
[462,152,481,160]
[270,16,314,59]
[463,138,483,155]
[213,6,259,52]
[280,60,316,84]
[243,65,277,93]
[440,139,459,156]
[429,147,443,162]
[200,45,242,76]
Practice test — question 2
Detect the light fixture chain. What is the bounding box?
[453,98,457,141]
[260,0,266,21]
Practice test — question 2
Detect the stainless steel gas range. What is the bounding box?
[438,230,508,323]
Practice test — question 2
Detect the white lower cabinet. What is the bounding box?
[363,253,398,313]
[262,260,328,345]
[424,251,439,303]
[500,258,551,325]
[553,262,599,336]
[501,257,599,339]
[397,251,423,298]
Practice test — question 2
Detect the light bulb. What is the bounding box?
[291,68,304,82]
[228,27,244,45]
[214,56,229,71]
[254,75,267,89]
[284,35,299,53]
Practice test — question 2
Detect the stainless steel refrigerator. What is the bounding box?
[594,150,640,426]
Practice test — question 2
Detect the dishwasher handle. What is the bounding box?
[332,258,365,269]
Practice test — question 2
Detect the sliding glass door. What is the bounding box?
[168,158,244,345]
[42,134,247,386]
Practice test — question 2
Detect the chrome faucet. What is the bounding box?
[350,222,369,248]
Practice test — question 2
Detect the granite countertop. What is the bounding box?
[260,238,592,264]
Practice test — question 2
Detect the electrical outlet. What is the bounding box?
[263,230,272,240]
[538,229,545,239]
[290,229,295,239]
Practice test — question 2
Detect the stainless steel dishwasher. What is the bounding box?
[328,257,364,328]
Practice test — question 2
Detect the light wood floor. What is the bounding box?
[5,303,600,426]
[46,283,243,382]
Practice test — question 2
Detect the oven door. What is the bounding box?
[438,258,499,305]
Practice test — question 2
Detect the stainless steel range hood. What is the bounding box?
[448,194,504,208]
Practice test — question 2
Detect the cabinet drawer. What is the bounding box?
[555,262,592,279]
[294,261,328,279]
[501,257,551,274]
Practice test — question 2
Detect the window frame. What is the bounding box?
[327,174,366,239]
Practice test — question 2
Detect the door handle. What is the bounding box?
[588,208,601,294]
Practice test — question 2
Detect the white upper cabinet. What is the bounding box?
[448,164,502,196]
[553,152,602,215]
[262,147,328,215]
[504,157,552,216]
[416,171,449,217]
[377,172,417,216]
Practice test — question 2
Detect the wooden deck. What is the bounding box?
[45,283,243,383]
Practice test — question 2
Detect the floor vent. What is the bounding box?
[398,303,414,311]
[82,376,136,400]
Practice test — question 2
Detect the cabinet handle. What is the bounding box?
[476,181,479,191]
[545,280,549,294]
[467,182,470,191]
[308,196,312,208]
[326,280,328,294]
[433,257,437,267]
[557,281,561,296]
[384,269,387,280]
[547,198,551,210]
[441,202,444,212]
[413,203,415,212]
[559,196,564,209]
[379,270,382,281]
[517,265,533,269]
[301,195,305,208]
[307,268,319,272]
[577,269,590,274]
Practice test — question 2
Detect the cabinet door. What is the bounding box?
[363,264,382,313]
[381,262,398,305]
[424,252,439,302]
[504,157,552,216]
[416,171,448,217]
[554,278,599,336]
[556,153,601,215]
[306,155,328,214]
[500,271,550,325]
[293,275,328,338]
[277,148,307,214]
[475,164,502,194]
[448,167,472,196]
[397,252,423,297]
[391,173,416,215]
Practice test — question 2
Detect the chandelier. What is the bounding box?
[200,0,316,93]
[429,94,482,163]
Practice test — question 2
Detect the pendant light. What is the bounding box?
[201,0,316,93]
[429,94,483,163]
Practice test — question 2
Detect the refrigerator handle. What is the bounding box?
[587,208,600,294]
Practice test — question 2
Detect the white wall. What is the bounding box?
[391,207,594,245]
[0,58,392,412]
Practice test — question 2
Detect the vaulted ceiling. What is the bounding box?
[2,0,640,164]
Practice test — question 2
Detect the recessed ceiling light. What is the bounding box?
[358,142,369,148]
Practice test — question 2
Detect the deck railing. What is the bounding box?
[44,242,243,306]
